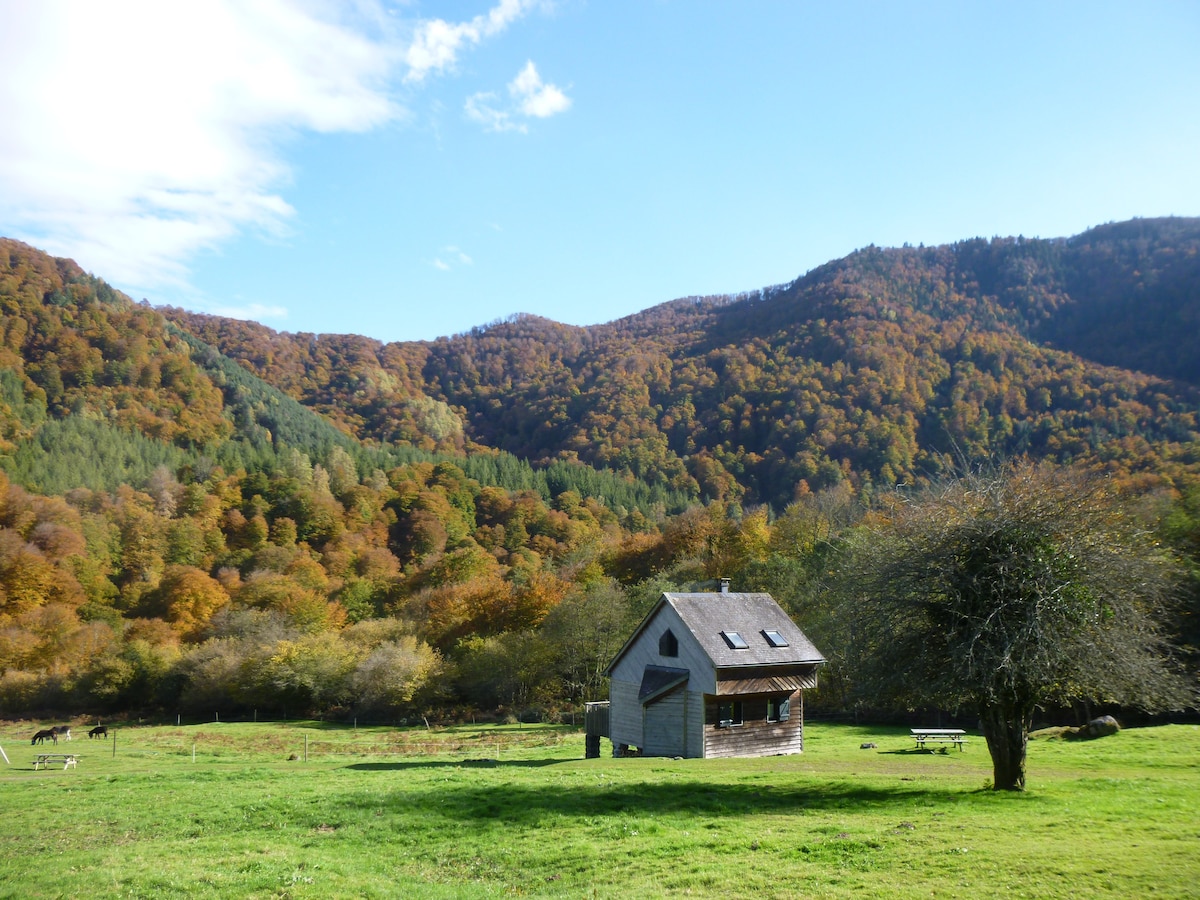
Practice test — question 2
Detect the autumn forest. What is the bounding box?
[1,217,1198,721]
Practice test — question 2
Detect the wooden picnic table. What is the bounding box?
[32,753,79,770]
[911,728,968,751]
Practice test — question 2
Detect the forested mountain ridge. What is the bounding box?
[0,221,1198,719]
[0,238,691,716]
[0,237,681,509]
[165,217,1200,508]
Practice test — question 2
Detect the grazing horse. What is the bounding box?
[31,729,57,745]
[53,726,72,742]
[89,725,108,739]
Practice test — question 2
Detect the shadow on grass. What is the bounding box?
[877,748,969,755]
[345,758,565,771]
[334,774,978,824]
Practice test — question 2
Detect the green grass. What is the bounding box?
[1,720,1197,898]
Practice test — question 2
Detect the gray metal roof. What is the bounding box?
[663,592,826,669]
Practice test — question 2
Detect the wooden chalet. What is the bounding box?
[598,586,825,759]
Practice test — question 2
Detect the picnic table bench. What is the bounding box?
[32,753,79,770]
[911,728,967,751]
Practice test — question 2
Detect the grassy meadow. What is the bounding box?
[0,718,1197,898]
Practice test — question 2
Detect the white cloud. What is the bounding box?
[404,0,536,83]
[465,92,524,133]
[466,61,571,132]
[0,0,558,301]
[0,0,399,295]
[431,246,474,271]
[510,60,572,118]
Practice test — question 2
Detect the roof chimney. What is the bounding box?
[719,577,730,594]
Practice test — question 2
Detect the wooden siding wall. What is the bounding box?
[609,678,643,749]
[685,689,706,758]
[703,690,805,759]
[584,702,610,738]
[611,685,708,757]
[609,602,718,755]
[643,690,686,757]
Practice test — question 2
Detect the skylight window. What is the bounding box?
[720,630,749,650]
[762,630,790,648]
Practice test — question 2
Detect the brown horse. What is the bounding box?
[89,725,108,739]
[31,729,57,745]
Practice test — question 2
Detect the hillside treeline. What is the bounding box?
[0,444,861,718]
[167,218,1200,510]
[1,450,1196,720]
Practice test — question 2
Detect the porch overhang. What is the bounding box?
[714,664,820,696]
[638,665,690,705]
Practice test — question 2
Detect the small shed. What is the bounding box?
[601,587,825,758]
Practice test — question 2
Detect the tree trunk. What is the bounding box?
[979,702,1033,791]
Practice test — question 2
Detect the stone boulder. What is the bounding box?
[1028,715,1122,741]
[1079,715,1121,739]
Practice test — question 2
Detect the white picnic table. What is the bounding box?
[911,728,968,751]
[32,753,79,770]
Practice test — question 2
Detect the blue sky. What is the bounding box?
[2,1,1198,343]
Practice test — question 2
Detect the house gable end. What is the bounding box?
[606,600,716,692]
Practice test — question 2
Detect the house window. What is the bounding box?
[766,696,791,723]
[762,629,790,648]
[717,700,744,728]
[720,630,749,650]
[658,629,679,657]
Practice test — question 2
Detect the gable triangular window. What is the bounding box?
[658,628,679,657]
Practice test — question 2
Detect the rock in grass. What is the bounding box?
[1029,716,1121,741]
[1081,715,1121,738]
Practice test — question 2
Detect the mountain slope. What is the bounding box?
[0,240,689,516]
[0,238,230,450]
[163,217,1200,508]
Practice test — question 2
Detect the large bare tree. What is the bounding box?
[841,463,1189,791]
